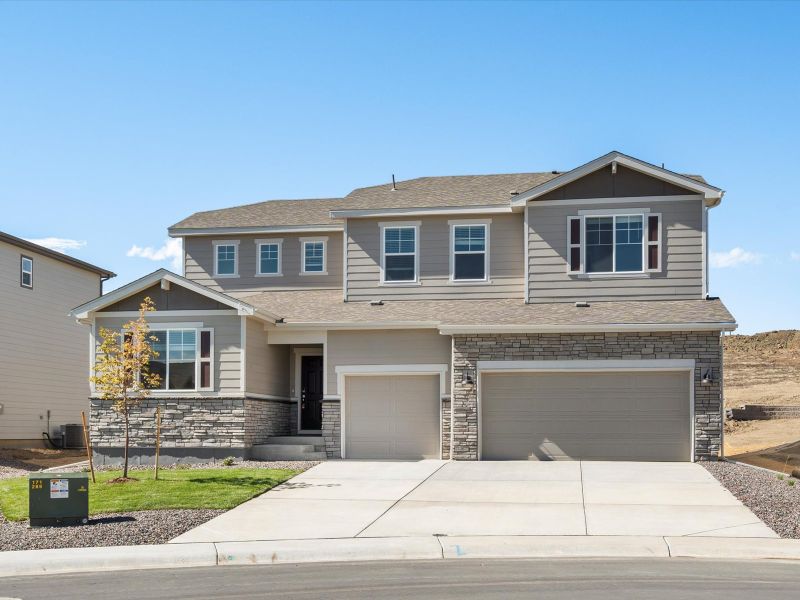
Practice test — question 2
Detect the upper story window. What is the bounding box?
[20,255,33,288]
[568,212,661,275]
[148,328,213,391]
[450,221,489,281]
[213,240,239,277]
[301,237,327,275]
[256,239,282,276]
[381,223,419,283]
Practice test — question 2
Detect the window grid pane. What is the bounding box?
[260,244,279,274]
[585,217,613,273]
[304,242,324,272]
[454,225,485,253]
[614,216,643,272]
[384,227,415,254]
[216,245,236,275]
[383,227,416,281]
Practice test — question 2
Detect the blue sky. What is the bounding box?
[1,1,798,334]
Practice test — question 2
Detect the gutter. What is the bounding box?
[437,321,739,335]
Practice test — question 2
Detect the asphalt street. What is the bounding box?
[2,558,800,599]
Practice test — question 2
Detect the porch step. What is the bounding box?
[251,443,327,461]
[265,436,324,446]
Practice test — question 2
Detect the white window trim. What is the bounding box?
[300,236,328,276]
[213,239,240,278]
[567,211,662,277]
[255,238,283,277]
[129,325,214,393]
[379,221,421,286]
[449,219,491,283]
[20,255,33,289]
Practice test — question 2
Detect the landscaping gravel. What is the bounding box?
[703,460,800,539]
[0,509,225,551]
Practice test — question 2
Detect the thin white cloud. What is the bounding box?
[709,247,763,268]
[791,251,800,262]
[127,238,183,271]
[25,237,87,254]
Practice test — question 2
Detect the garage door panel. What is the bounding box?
[345,375,440,460]
[481,371,690,461]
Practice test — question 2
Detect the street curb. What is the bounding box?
[5,536,800,578]
[0,543,217,578]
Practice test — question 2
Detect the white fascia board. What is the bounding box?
[438,321,738,334]
[330,205,515,219]
[477,358,695,371]
[168,225,343,237]
[510,151,724,207]
[70,268,277,322]
[530,194,703,208]
[276,321,441,330]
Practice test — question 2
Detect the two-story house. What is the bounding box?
[72,151,735,464]
[1,231,114,447]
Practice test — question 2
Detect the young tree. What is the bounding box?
[90,298,161,480]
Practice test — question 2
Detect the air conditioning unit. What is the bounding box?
[60,424,85,449]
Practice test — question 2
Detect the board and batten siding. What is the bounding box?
[346,213,524,301]
[326,329,452,396]
[183,233,343,296]
[0,240,103,441]
[93,314,243,394]
[246,318,290,398]
[527,198,704,302]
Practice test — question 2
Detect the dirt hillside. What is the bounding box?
[724,330,800,409]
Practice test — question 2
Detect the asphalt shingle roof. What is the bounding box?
[240,289,735,328]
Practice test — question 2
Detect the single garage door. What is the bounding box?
[481,371,691,461]
[345,374,440,459]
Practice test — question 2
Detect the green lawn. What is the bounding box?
[0,468,299,521]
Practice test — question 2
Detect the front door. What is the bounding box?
[300,355,323,431]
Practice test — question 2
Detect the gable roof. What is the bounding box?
[0,231,115,278]
[70,269,279,322]
[510,151,724,207]
[167,152,722,233]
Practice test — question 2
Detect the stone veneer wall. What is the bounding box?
[451,331,723,461]
[321,400,341,458]
[90,396,292,461]
[441,397,452,460]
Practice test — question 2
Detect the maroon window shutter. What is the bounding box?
[647,215,660,270]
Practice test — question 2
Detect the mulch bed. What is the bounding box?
[703,460,800,539]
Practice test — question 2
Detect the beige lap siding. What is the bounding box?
[93,314,242,394]
[245,317,290,398]
[346,213,525,301]
[184,233,343,295]
[452,331,722,461]
[527,199,704,302]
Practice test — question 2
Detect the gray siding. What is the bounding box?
[346,214,524,301]
[536,164,695,201]
[105,283,228,311]
[184,233,343,296]
[326,329,452,395]
[246,318,290,398]
[528,199,704,302]
[0,240,102,441]
[93,314,243,394]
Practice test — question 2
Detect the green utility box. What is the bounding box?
[28,472,89,527]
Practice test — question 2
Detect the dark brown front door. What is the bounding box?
[300,355,323,431]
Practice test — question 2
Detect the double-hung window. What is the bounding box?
[256,239,282,276]
[213,240,239,277]
[148,328,213,391]
[301,238,327,274]
[381,224,418,283]
[20,256,33,288]
[568,213,661,274]
[451,222,488,281]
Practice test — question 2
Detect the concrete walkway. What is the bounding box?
[172,460,777,543]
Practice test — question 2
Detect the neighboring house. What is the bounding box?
[0,232,114,447]
[72,151,735,464]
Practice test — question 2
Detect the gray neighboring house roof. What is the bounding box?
[0,231,115,278]
[240,289,736,331]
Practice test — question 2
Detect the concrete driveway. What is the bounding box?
[171,460,777,543]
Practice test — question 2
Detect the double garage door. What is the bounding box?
[344,375,440,459]
[481,371,691,461]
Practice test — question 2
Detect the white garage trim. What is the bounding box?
[335,364,448,460]
[476,359,696,462]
